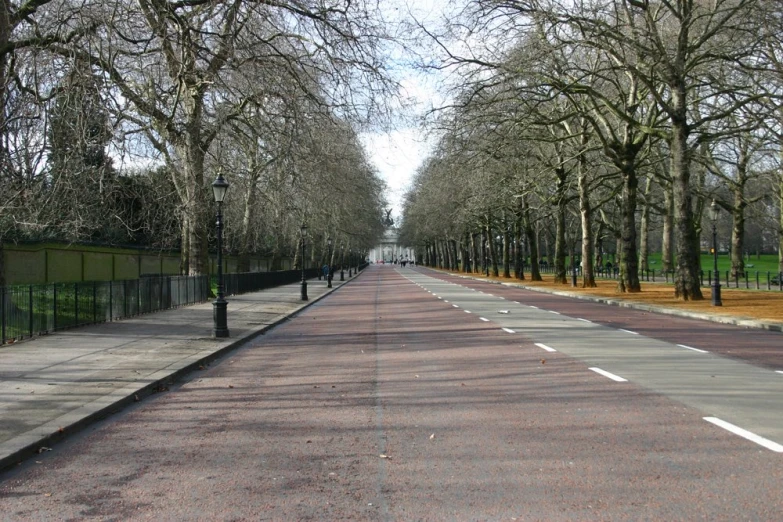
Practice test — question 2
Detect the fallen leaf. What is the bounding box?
[228,385,234,389]
[429,434,435,440]
[37,447,52,454]
[58,427,64,434]
[379,454,391,459]
[541,359,546,364]
[414,375,419,379]
[44,493,51,497]
[134,394,140,402]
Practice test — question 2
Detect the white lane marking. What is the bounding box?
[465,310,472,314]
[513,301,520,304]
[619,328,639,335]
[535,343,557,352]
[452,304,459,308]
[549,310,561,315]
[444,299,449,302]
[703,417,783,453]
[480,317,490,322]
[438,297,443,300]
[589,367,628,382]
[502,327,515,334]
[577,318,591,323]
[677,344,708,354]
[530,305,539,309]
[777,371,783,375]
[487,294,494,297]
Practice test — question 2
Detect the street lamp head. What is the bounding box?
[709,199,719,223]
[327,236,332,247]
[300,222,307,235]
[211,174,229,203]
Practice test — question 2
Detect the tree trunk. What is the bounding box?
[523,197,542,282]
[639,177,652,274]
[662,179,674,274]
[502,220,511,278]
[618,166,641,293]
[578,151,596,288]
[486,222,499,277]
[515,213,525,280]
[671,93,704,300]
[730,190,746,280]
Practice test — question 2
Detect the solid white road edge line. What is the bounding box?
[530,305,539,309]
[677,344,708,353]
[577,318,592,323]
[589,367,628,382]
[549,311,561,315]
[619,328,639,335]
[502,328,515,334]
[703,417,783,453]
[535,343,557,352]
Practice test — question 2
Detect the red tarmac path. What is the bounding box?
[1,265,781,520]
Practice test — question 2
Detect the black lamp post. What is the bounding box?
[340,244,345,281]
[710,200,722,306]
[300,223,308,301]
[485,239,490,277]
[348,248,353,277]
[211,174,230,338]
[327,236,333,288]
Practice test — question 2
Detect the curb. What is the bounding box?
[0,277,352,474]
[429,269,783,334]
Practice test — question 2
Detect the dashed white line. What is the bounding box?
[529,305,539,309]
[776,370,783,375]
[703,417,783,453]
[513,301,520,304]
[502,327,515,334]
[452,304,459,308]
[549,310,561,315]
[480,317,490,322]
[577,318,591,323]
[444,300,449,302]
[618,328,639,335]
[677,344,708,354]
[438,297,443,300]
[464,310,472,314]
[589,367,628,382]
[535,343,556,352]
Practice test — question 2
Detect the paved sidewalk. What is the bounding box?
[0,275,347,471]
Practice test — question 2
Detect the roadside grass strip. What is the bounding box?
[703,417,783,453]
[677,344,708,353]
[535,343,557,352]
[589,367,628,382]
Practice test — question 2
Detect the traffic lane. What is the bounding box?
[0,266,779,520]
[381,267,783,519]
[405,268,783,445]
[417,267,783,371]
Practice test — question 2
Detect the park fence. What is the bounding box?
[0,266,359,346]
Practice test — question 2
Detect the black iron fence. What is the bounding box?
[535,263,783,290]
[1,275,209,345]
[1,264,369,346]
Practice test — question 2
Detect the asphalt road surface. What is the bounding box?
[1,265,782,520]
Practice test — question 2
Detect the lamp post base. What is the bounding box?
[340,270,344,281]
[301,279,308,301]
[711,283,722,306]
[327,274,332,288]
[213,299,230,338]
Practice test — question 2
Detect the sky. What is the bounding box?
[357,0,455,222]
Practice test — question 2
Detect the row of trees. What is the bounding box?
[0,0,395,284]
[401,0,783,300]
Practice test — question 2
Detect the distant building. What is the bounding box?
[368,209,414,264]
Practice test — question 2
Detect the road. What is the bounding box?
[1,265,781,520]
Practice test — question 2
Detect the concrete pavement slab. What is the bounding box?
[0,276,349,471]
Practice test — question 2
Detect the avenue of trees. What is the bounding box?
[0,0,393,285]
[400,0,783,300]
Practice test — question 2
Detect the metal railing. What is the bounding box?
[1,275,209,345]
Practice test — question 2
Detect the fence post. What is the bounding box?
[109,282,113,321]
[1,287,6,344]
[75,283,79,327]
[93,281,97,323]
[29,286,33,338]
[53,284,58,331]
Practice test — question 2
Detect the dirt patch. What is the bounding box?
[458,272,783,326]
